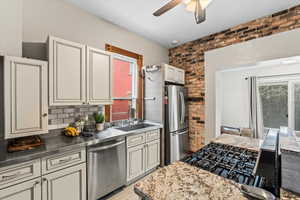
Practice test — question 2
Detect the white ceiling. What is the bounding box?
[65,0,300,48]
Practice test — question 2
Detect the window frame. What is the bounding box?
[110,54,138,121]
[112,54,138,100]
[105,44,144,122]
[257,75,300,131]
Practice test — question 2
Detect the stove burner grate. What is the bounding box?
[183,142,265,188]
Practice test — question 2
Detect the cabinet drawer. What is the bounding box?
[127,133,146,148]
[42,148,86,174]
[146,130,160,142]
[0,159,41,189]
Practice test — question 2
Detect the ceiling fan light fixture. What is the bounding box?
[184,0,212,12]
[171,40,180,45]
[194,0,206,24]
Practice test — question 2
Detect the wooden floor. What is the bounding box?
[100,184,140,200]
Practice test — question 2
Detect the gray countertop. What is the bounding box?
[279,128,300,155]
[0,121,162,168]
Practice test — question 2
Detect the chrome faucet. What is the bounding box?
[128,107,137,126]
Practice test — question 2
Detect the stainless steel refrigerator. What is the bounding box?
[165,85,189,164]
[143,64,189,166]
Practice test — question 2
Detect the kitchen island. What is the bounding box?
[135,161,247,200]
[134,134,300,200]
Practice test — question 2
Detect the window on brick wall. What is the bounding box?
[111,55,137,121]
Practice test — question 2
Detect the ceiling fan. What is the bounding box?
[153,0,212,24]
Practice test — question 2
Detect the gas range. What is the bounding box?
[183,142,265,188]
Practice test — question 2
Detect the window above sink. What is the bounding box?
[111,55,138,121]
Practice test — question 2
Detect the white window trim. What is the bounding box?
[111,53,138,120]
[257,74,300,131]
[112,54,138,99]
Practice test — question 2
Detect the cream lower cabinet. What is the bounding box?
[0,149,86,200]
[127,144,146,181]
[1,56,48,139]
[42,163,86,200]
[145,140,160,171]
[127,130,160,182]
[0,178,42,200]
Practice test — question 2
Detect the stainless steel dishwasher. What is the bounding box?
[87,137,126,200]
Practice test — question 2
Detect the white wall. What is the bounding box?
[22,0,168,65]
[205,28,300,144]
[0,0,22,56]
[220,61,300,129]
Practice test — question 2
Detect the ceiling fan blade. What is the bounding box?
[194,0,206,24]
[153,0,184,16]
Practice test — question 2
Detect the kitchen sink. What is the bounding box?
[115,123,154,132]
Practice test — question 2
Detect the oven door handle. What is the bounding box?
[89,141,125,152]
[240,185,276,200]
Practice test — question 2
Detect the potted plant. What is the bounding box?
[94,112,105,131]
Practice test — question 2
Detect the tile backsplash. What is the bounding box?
[48,105,103,130]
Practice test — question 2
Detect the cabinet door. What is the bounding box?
[127,144,146,182]
[165,65,176,83]
[146,140,160,171]
[48,36,86,106]
[0,178,41,200]
[176,69,185,84]
[86,47,112,105]
[4,57,48,139]
[42,163,86,200]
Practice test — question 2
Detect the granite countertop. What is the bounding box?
[134,162,300,200]
[134,161,248,200]
[281,189,300,200]
[211,134,263,152]
[0,121,162,168]
[135,134,300,200]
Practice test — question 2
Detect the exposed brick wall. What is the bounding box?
[169,5,300,152]
[48,105,103,129]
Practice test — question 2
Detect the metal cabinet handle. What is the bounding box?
[1,172,21,181]
[58,157,72,164]
[34,180,40,187]
[43,113,48,117]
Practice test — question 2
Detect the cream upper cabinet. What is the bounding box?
[48,36,86,106]
[165,64,176,83]
[1,56,48,139]
[175,68,185,84]
[48,36,112,106]
[86,47,113,105]
[164,64,185,84]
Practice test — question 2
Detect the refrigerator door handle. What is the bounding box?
[180,92,185,124]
